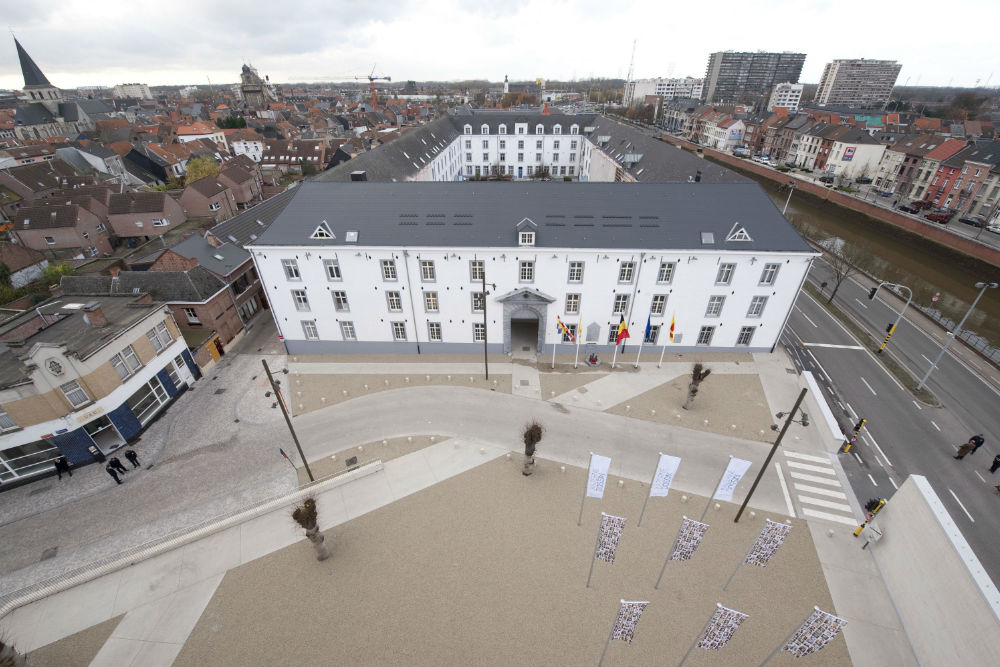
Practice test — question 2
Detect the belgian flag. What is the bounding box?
[615,315,630,345]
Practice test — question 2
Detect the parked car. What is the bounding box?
[855,177,873,184]
[912,200,934,210]
[819,175,835,183]
[898,204,920,214]
[875,189,893,197]
[925,210,953,223]
[986,224,1000,235]
[958,215,986,228]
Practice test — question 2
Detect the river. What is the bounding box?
[743,173,1000,351]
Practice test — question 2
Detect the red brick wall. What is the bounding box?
[148,249,198,272]
[659,135,1000,267]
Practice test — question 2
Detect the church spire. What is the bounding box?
[14,38,53,88]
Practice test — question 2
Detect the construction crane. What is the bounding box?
[355,65,391,111]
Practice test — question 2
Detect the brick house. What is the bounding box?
[107,192,186,239]
[217,165,262,208]
[179,176,238,221]
[11,202,112,256]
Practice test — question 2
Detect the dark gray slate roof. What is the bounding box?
[59,265,225,302]
[15,38,52,88]
[170,235,249,278]
[209,186,296,246]
[252,181,813,253]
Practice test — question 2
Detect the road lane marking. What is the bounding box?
[931,421,941,431]
[801,508,858,525]
[875,457,885,468]
[975,471,986,483]
[801,312,818,328]
[912,400,922,410]
[802,343,865,349]
[867,474,878,486]
[775,462,796,518]
[801,290,855,338]
[948,489,975,523]
[860,377,877,395]
[793,483,848,499]
[785,460,837,474]
[790,471,842,486]
[845,402,857,418]
[889,477,898,490]
[921,354,932,364]
[862,431,892,467]
[799,496,853,512]
[783,451,830,464]
[852,452,863,465]
[854,298,869,309]
[837,401,845,410]
[882,368,905,392]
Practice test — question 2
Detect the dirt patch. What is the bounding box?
[540,371,608,399]
[296,435,450,486]
[605,374,775,442]
[25,614,123,667]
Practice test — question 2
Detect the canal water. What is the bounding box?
[746,173,1000,350]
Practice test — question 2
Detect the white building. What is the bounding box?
[249,182,816,357]
[815,59,902,109]
[824,131,887,181]
[767,83,803,111]
[111,83,152,99]
[624,77,705,106]
[230,138,264,162]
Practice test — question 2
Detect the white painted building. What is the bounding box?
[825,134,887,181]
[767,83,803,111]
[624,77,705,106]
[111,83,152,99]
[230,138,264,162]
[250,182,816,356]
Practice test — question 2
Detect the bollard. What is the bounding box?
[384,379,390,386]
[681,495,688,503]
[296,391,301,397]
[358,446,364,452]
[506,453,511,459]
[479,447,485,454]
[730,424,736,430]
[626,405,631,412]
[298,403,303,410]
[448,375,452,381]
[618,480,624,487]
[714,503,721,512]
[551,391,555,397]
[331,454,336,461]
[430,436,435,442]
[827,529,835,537]
[560,465,566,472]
[426,375,430,381]
[343,390,348,396]
[296,379,301,386]
[321,397,326,403]
[382,439,388,446]
[650,409,656,416]
[364,384,368,391]
[407,436,413,443]
[405,377,410,383]
[293,357,298,362]
[703,419,709,425]
[749,511,756,519]
[469,376,473,382]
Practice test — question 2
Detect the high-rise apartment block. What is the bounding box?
[624,77,704,106]
[767,82,804,111]
[814,59,902,109]
[111,83,152,99]
[703,52,806,104]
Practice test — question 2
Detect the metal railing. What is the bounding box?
[915,305,1000,364]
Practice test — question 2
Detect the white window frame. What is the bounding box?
[568,261,584,283]
[420,260,436,281]
[697,326,715,346]
[618,261,635,283]
[737,326,756,346]
[60,379,90,408]
[424,291,439,312]
[471,291,485,312]
[519,231,535,247]
[613,294,629,315]
[565,293,580,314]
[716,263,736,285]
[183,307,200,324]
[472,322,486,342]
[302,320,319,340]
[282,258,301,280]
[427,322,442,341]
[706,295,725,317]
[519,260,534,283]
[333,291,349,311]
[0,408,17,432]
[208,202,221,212]
[563,323,578,343]
[747,296,768,318]
[44,235,56,245]
[391,322,407,341]
[470,260,485,281]
[381,259,398,281]
[324,259,342,280]
[650,294,667,316]
[386,291,403,312]
[292,289,310,312]
[645,324,660,344]
[759,263,780,286]
[340,321,356,341]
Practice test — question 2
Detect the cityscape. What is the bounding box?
[1,5,999,665]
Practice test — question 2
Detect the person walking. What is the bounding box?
[969,434,985,454]
[990,454,1000,474]
[109,456,128,475]
[105,464,122,484]
[954,442,975,460]
[53,457,72,480]
[124,449,140,469]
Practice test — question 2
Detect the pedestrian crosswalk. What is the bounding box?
[781,451,858,526]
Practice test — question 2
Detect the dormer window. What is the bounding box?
[553,124,562,135]
[481,124,489,134]
[570,124,579,135]
[535,124,544,135]
[464,125,472,135]
[519,231,535,246]
[499,124,507,135]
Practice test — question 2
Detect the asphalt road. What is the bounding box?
[783,263,1000,585]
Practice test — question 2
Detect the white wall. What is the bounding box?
[827,142,886,180]
[457,123,584,179]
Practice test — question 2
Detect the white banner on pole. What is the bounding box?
[586,453,612,498]
[669,517,710,561]
[649,453,681,497]
[712,457,752,502]
[745,519,793,567]
[611,600,650,644]
[697,604,749,650]
[596,513,627,563]
[783,608,848,657]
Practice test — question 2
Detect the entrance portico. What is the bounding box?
[497,288,556,355]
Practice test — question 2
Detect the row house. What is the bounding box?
[876,136,940,197]
[217,164,262,208]
[874,142,906,193]
[0,159,93,207]
[700,114,745,152]
[823,128,886,181]
[923,140,1000,217]
[260,140,328,174]
[907,138,967,202]
[788,123,837,170]
[763,115,814,163]
[177,121,228,152]
[0,144,56,167]
[108,191,187,239]
[179,176,238,221]
[0,294,197,485]
[11,202,112,256]
[225,128,264,162]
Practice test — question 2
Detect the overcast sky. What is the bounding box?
[2,0,996,91]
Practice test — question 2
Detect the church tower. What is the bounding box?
[503,75,509,95]
[14,38,63,115]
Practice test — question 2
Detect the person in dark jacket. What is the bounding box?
[53,456,72,479]
[954,442,975,459]
[109,457,128,474]
[124,449,140,469]
[990,454,1000,474]
[969,434,985,453]
[105,464,122,484]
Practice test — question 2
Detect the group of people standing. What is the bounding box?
[953,434,1000,474]
[104,449,141,484]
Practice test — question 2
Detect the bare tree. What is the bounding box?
[291,496,331,561]
[522,421,544,476]
[682,363,712,410]
[820,238,873,304]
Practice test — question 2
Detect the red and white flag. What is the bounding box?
[669,517,710,562]
[745,519,792,567]
[697,604,749,650]
[611,600,650,644]
[782,608,848,657]
[596,513,627,563]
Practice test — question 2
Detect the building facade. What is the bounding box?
[703,52,806,104]
[767,83,803,111]
[111,83,152,99]
[624,78,705,106]
[814,59,902,109]
[0,295,198,485]
[249,182,815,358]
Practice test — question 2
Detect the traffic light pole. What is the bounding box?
[867,281,912,354]
[842,418,866,453]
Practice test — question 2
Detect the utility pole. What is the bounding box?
[262,359,314,482]
[782,181,796,215]
[481,264,495,380]
[917,281,998,390]
[734,388,807,523]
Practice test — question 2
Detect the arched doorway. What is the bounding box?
[509,307,539,358]
[498,287,556,355]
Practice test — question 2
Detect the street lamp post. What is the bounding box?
[481,268,496,380]
[734,388,808,523]
[782,181,796,215]
[916,282,998,390]
[869,281,913,354]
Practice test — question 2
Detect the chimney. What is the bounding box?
[204,232,223,247]
[82,301,107,327]
[350,170,367,182]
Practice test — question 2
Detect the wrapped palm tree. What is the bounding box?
[522,421,544,476]
[0,637,26,667]
[682,363,712,410]
[291,496,331,561]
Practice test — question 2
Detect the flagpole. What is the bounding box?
[654,515,688,590]
[759,606,819,667]
[578,451,593,526]
[611,341,619,369]
[633,339,644,368]
[574,304,583,368]
[637,452,662,527]
[552,339,557,369]
[722,518,768,592]
[659,312,675,368]
[597,600,624,667]
[586,512,607,588]
[657,340,667,367]
[699,455,732,522]
[678,603,721,667]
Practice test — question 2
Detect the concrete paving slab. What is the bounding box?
[289,362,510,375]
[238,510,301,565]
[89,636,144,667]
[840,620,919,667]
[110,595,172,641]
[339,471,396,520]
[315,487,350,532]
[146,574,223,644]
[552,369,678,409]
[29,573,122,652]
[383,449,438,498]
[128,640,185,667]
[177,525,242,589]
[111,550,182,615]
[421,440,507,482]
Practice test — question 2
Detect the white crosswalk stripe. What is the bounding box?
[782,451,857,526]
